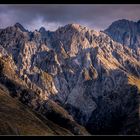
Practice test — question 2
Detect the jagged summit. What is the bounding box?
[105,19,136,32]
[14,22,28,32]
[66,23,82,29]
[104,19,140,48]
[39,27,46,32]
[56,23,90,33]
[113,19,134,23]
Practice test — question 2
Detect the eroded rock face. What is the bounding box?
[104,19,140,59]
[0,20,140,134]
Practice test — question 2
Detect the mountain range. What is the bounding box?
[0,19,140,135]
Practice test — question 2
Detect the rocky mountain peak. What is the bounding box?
[68,23,82,29]
[56,23,88,34]
[39,27,48,39]
[104,19,140,48]
[39,27,46,33]
[14,22,28,32]
[106,19,135,28]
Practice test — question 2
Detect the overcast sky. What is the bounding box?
[0,4,140,31]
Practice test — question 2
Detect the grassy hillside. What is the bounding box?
[0,84,73,135]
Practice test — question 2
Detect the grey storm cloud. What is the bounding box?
[0,4,140,31]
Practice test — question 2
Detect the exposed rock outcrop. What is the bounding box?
[0,20,140,135]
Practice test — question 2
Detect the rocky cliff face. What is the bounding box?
[0,20,140,135]
[105,19,140,59]
[0,53,89,135]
